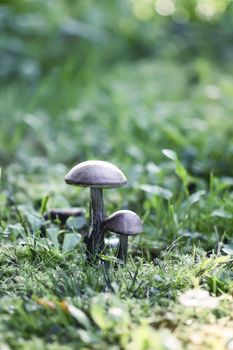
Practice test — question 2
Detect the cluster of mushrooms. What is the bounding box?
[64,160,143,262]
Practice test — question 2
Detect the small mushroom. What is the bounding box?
[104,210,143,262]
[44,207,85,225]
[64,160,127,258]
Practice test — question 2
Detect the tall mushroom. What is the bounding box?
[104,210,143,262]
[64,160,127,258]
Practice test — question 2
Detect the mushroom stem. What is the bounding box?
[116,235,128,262]
[86,187,105,257]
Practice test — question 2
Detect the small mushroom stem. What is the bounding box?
[116,235,128,262]
[86,187,105,257]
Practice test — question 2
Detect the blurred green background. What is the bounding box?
[1,0,233,165]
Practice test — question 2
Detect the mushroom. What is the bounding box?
[104,210,143,262]
[64,160,127,258]
[44,207,85,225]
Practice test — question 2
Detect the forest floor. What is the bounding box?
[1,57,233,350]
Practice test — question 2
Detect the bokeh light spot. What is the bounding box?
[155,0,175,16]
[196,0,216,20]
[131,0,155,21]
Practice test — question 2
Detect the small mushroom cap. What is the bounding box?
[44,207,85,224]
[104,210,143,236]
[65,160,127,188]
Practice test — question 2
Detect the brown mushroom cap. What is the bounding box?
[104,210,143,236]
[44,207,85,224]
[64,160,127,188]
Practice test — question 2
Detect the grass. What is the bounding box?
[1,2,233,349]
[0,244,233,349]
[1,57,233,349]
